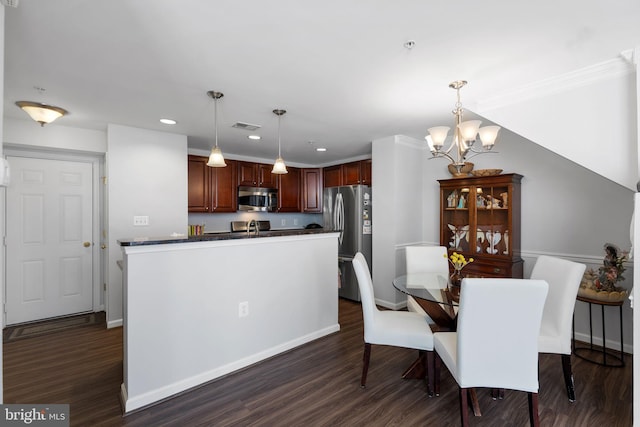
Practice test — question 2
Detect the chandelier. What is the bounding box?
[206,90,227,167]
[425,80,500,174]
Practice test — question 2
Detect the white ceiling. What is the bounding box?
[4,1,640,166]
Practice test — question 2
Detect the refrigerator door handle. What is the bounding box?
[336,192,344,245]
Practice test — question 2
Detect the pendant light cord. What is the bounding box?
[214,96,219,149]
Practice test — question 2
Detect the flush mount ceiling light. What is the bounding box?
[271,109,288,174]
[15,101,68,126]
[248,135,261,140]
[160,118,177,125]
[206,90,227,167]
[425,80,500,174]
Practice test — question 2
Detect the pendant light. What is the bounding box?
[272,109,288,174]
[206,90,227,167]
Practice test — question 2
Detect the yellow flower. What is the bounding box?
[446,252,473,271]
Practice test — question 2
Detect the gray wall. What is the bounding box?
[372,130,634,352]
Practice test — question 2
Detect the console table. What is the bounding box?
[572,295,624,367]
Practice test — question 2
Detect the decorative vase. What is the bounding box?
[449,270,463,298]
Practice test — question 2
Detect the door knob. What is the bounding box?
[101,244,107,249]
[83,241,91,247]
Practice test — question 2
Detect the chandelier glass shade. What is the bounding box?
[206,91,227,167]
[272,109,288,174]
[16,101,67,126]
[426,80,500,173]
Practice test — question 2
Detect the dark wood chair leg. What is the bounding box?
[460,388,469,427]
[361,343,371,388]
[425,350,435,397]
[528,392,540,427]
[561,354,576,402]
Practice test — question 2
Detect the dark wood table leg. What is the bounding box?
[402,353,426,379]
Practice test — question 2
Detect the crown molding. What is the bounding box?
[476,52,636,113]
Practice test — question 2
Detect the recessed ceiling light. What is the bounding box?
[160,118,177,125]
[248,135,261,140]
[316,147,327,152]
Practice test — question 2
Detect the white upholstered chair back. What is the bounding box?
[405,246,450,320]
[406,246,450,277]
[530,255,586,354]
[353,252,378,341]
[454,278,549,391]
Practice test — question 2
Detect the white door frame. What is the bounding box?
[4,147,105,321]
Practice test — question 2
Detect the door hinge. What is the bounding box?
[102,176,107,185]
[103,283,107,291]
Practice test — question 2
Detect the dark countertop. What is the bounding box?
[118,228,333,246]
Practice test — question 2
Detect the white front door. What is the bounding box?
[6,156,94,325]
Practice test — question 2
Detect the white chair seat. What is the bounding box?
[367,310,433,350]
[407,295,435,323]
[538,334,570,355]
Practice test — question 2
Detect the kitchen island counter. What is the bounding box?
[118,227,331,246]
[119,231,340,412]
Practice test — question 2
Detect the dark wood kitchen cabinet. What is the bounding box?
[439,173,523,278]
[323,165,342,188]
[342,160,371,185]
[276,167,301,212]
[188,155,237,213]
[323,160,372,187]
[302,168,322,213]
[237,161,276,188]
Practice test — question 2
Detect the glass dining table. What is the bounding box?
[392,273,460,332]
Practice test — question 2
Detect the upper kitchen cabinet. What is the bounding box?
[188,155,237,213]
[342,160,371,185]
[276,167,301,212]
[323,165,342,188]
[302,168,323,213]
[439,173,523,278]
[323,160,372,188]
[237,161,276,188]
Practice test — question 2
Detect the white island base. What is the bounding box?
[120,232,340,413]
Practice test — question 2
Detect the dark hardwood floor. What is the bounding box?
[3,299,633,426]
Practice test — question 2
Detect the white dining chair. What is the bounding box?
[530,255,586,402]
[434,278,549,427]
[405,246,450,321]
[352,252,435,395]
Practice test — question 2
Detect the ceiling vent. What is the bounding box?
[232,122,261,131]
[1,0,19,7]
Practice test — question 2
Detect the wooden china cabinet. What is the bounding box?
[439,173,523,278]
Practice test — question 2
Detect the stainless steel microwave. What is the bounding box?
[237,186,278,212]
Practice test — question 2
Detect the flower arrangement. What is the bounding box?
[579,243,629,302]
[446,252,474,272]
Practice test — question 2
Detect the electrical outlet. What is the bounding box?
[133,216,149,226]
[293,218,298,226]
[281,219,286,226]
[238,301,249,318]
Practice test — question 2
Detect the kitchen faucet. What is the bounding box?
[247,219,260,236]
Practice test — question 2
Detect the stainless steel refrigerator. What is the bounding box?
[323,185,372,301]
